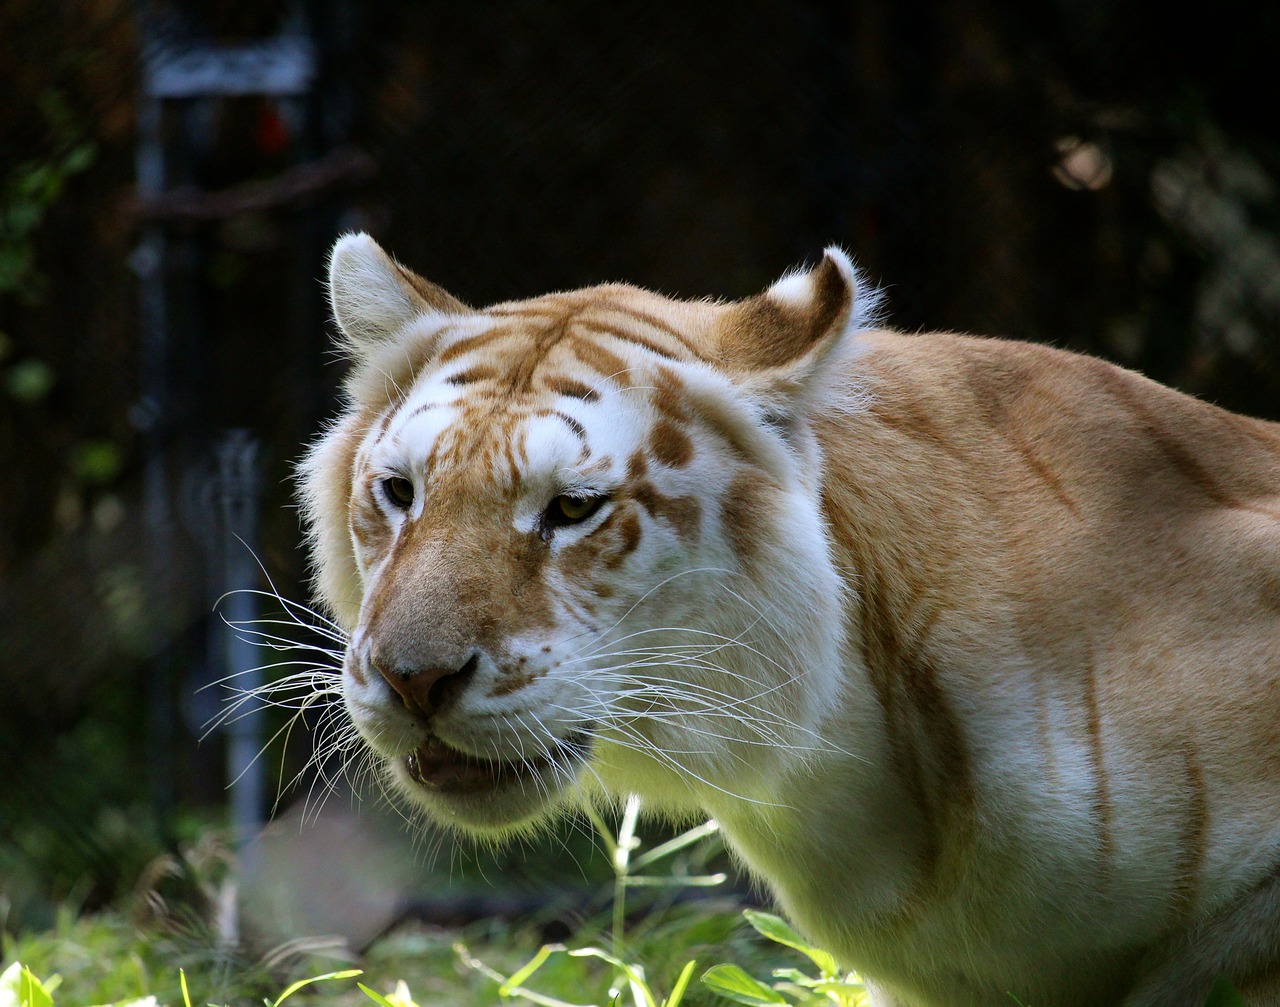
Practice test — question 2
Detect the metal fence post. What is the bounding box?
[214,431,264,860]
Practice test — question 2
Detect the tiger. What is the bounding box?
[298,231,1280,1006]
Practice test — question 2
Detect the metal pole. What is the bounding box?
[133,62,178,828]
[215,431,264,859]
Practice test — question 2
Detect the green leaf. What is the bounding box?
[813,979,869,1005]
[1204,976,1247,1007]
[270,969,362,1005]
[742,911,839,979]
[356,984,398,1007]
[359,982,423,1007]
[0,963,55,1007]
[699,963,788,1005]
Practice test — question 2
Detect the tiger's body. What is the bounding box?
[301,233,1280,1006]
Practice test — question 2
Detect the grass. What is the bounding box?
[2,803,862,1007]
[2,906,862,1007]
[1,804,1248,1007]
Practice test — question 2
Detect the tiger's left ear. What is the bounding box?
[714,247,870,417]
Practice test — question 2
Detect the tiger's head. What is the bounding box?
[299,234,875,834]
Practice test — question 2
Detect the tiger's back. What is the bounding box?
[302,233,1280,1006]
[789,331,1280,1002]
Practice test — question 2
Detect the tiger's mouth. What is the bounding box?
[402,731,592,794]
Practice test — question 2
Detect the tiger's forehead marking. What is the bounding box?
[442,287,714,394]
[355,288,723,526]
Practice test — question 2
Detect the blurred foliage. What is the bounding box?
[0,92,98,307]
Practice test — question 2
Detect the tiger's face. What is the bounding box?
[301,234,862,833]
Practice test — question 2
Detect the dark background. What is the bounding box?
[2,0,1278,934]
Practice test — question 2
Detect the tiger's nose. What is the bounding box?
[375,652,479,718]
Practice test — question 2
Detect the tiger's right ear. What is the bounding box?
[327,232,470,353]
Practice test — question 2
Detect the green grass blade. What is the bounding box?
[616,796,643,872]
[629,820,721,872]
[454,944,594,1007]
[622,874,728,888]
[270,969,363,1005]
[500,945,561,994]
[565,948,656,1007]
[662,959,698,1007]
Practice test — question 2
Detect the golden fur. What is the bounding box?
[300,233,1280,1006]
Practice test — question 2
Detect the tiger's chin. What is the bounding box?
[386,730,594,831]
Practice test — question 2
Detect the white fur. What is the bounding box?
[328,233,425,348]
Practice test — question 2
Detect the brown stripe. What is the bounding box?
[545,375,601,402]
[613,306,709,359]
[855,558,943,882]
[721,472,773,569]
[1081,651,1114,885]
[488,304,569,318]
[1169,741,1210,918]
[1100,363,1280,521]
[827,486,971,890]
[371,404,398,442]
[632,481,701,545]
[605,508,642,569]
[650,418,694,468]
[506,317,575,394]
[627,450,647,482]
[393,264,470,314]
[553,410,589,443]
[586,321,688,362]
[401,400,446,423]
[900,628,974,828]
[569,337,634,385]
[1007,428,1080,516]
[446,366,498,386]
[869,395,966,463]
[502,438,521,484]
[651,366,691,424]
[437,326,514,365]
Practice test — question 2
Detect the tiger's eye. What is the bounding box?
[382,476,414,509]
[547,493,605,527]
